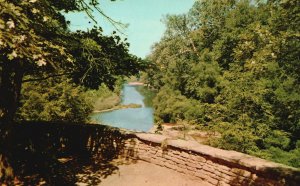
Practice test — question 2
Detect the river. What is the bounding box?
[90,84,154,132]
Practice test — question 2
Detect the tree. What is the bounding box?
[68,28,144,89]
[0,2,146,181]
[0,0,145,124]
[0,0,70,123]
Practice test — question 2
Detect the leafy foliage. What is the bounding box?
[68,28,145,89]
[146,0,300,167]
[17,78,93,122]
[0,0,145,123]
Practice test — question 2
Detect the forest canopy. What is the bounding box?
[145,0,300,167]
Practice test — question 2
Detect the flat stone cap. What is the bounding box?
[135,133,168,144]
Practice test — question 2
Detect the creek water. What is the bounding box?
[90,84,154,132]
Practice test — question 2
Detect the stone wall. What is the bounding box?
[0,122,131,184]
[121,133,300,186]
[1,122,299,185]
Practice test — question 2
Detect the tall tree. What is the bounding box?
[0,0,145,124]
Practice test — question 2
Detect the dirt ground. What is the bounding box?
[74,123,217,186]
[149,123,220,144]
[76,160,209,186]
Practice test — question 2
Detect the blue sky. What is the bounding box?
[65,0,195,58]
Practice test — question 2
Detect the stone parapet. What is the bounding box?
[3,122,298,185]
[120,133,300,186]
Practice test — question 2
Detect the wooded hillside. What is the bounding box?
[145,0,300,167]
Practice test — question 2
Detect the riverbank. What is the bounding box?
[93,82,145,113]
[92,84,121,112]
[128,82,144,86]
[90,83,154,132]
[93,103,142,113]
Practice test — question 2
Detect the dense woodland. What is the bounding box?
[144,0,300,167]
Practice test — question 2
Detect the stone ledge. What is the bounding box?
[132,133,300,180]
[135,133,168,144]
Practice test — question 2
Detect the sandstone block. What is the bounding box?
[222,169,237,177]
[175,158,185,165]
[186,162,198,168]
[165,159,176,165]
[194,170,207,180]
[196,156,206,163]
[181,151,190,158]
[218,173,234,183]
[149,150,156,155]
[206,176,219,185]
[200,168,220,180]
[203,165,215,173]
[182,168,192,175]
[172,150,181,155]
[169,156,179,163]
[177,163,187,169]
[195,163,203,169]
[187,166,197,172]
[189,154,197,161]
[231,168,252,178]
[163,155,172,160]
[206,160,214,165]
[164,162,177,170]
[139,155,151,162]
[135,133,168,144]
[151,158,164,166]
[176,156,187,161]
[214,164,231,172]
[218,181,231,186]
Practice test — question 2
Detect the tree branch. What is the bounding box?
[78,0,127,35]
[22,72,73,83]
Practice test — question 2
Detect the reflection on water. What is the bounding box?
[90,84,154,132]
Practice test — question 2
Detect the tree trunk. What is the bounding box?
[0,59,23,183]
[0,59,24,126]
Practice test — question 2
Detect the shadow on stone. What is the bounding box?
[0,121,134,185]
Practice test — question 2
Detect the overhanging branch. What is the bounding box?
[22,72,74,83]
[78,0,127,35]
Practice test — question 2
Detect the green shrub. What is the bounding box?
[17,78,93,122]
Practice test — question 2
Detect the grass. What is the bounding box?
[93,93,120,111]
